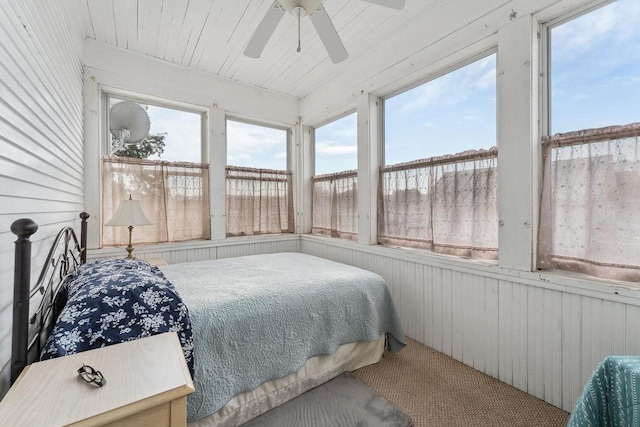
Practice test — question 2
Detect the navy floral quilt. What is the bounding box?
[41,258,194,377]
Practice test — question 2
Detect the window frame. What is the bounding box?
[100,90,210,247]
[541,0,614,139]
[380,49,498,167]
[377,50,499,260]
[312,110,358,176]
[224,116,295,237]
[311,110,359,240]
[537,0,640,282]
[103,91,208,163]
[225,115,292,171]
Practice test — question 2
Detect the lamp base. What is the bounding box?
[125,244,136,259]
[125,225,136,259]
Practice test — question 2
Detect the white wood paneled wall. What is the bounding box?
[0,1,84,398]
[302,236,640,412]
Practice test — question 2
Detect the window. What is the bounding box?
[226,120,293,236]
[379,54,498,259]
[102,96,210,246]
[312,113,358,240]
[538,0,640,281]
[549,0,640,134]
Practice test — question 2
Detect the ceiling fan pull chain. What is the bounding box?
[297,8,301,53]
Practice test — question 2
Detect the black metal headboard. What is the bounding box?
[10,212,89,384]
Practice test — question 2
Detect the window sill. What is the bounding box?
[301,234,640,305]
[88,234,300,258]
[302,234,499,272]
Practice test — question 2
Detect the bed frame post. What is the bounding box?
[80,212,89,264]
[10,218,38,384]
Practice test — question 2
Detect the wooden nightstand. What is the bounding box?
[0,332,194,426]
[146,257,168,266]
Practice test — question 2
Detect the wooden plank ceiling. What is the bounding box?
[77,0,450,99]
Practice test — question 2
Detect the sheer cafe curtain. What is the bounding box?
[102,157,211,246]
[226,166,294,236]
[379,148,498,260]
[538,122,640,282]
[312,171,358,240]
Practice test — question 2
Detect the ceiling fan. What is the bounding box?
[244,0,406,64]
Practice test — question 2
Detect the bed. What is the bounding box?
[10,213,406,426]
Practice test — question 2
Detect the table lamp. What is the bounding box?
[106,195,152,258]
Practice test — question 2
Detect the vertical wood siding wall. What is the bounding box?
[0,1,84,398]
[301,237,640,413]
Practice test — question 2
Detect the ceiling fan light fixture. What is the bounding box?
[277,0,323,17]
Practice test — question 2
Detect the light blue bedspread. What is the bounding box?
[568,356,640,427]
[160,252,406,422]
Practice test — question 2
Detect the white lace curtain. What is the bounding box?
[102,157,210,246]
[378,148,498,259]
[538,122,640,281]
[312,171,358,240]
[226,166,294,236]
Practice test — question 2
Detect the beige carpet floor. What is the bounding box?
[352,338,570,427]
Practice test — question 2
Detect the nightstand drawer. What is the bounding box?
[104,398,184,427]
[0,333,193,426]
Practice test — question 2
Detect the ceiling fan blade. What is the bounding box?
[244,1,284,59]
[360,0,406,10]
[309,6,348,64]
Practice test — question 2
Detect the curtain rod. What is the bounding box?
[543,122,640,147]
[381,147,498,173]
[313,170,357,182]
